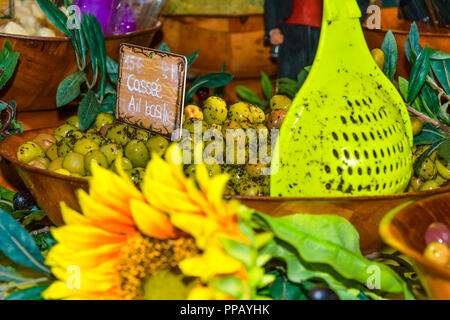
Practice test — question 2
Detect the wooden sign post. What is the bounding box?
[116,44,187,141]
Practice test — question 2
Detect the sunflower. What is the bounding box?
[43,146,248,300]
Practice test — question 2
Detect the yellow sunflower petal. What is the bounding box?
[129,199,179,239]
[60,202,91,226]
[180,246,242,282]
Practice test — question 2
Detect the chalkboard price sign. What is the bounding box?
[0,0,13,19]
[116,44,187,141]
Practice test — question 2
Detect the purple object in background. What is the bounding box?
[74,0,113,33]
[106,0,137,35]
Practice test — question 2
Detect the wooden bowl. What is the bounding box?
[380,193,450,299]
[1,128,449,255]
[0,21,162,112]
[363,8,450,79]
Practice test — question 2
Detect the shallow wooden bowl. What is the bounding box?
[0,21,161,112]
[1,128,449,255]
[380,193,450,300]
[363,8,450,79]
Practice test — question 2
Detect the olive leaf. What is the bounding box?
[261,71,273,101]
[5,286,48,300]
[186,73,234,101]
[236,86,262,105]
[430,59,450,95]
[56,71,87,107]
[106,56,118,84]
[407,46,430,103]
[413,139,446,175]
[405,22,420,63]
[0,266,27,283]
[0,43,19,90]
[78,90,100,131]
[381,30,397,81]
[187,50,199,68]
[437,138,450,162]
[157,42,171,53]
[0,210,50,274]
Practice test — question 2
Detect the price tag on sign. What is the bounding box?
[116,44,187,141]
[0,0,13,19]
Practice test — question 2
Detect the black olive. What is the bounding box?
[13,191,36,211]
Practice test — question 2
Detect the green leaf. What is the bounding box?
[0,50,19,90]
[414,140,446,175]
[212,277,244,299]
[157,42,171,53]
[106,56,118,84]
[428,48,450,60]
[261,71,272,101]
[405,22,420,63]
[414,130,445,146]
[0,210,49,273]
[5,286,48,300]
[89,14,107,98]
[22,211,46,226]
[431,59,450,95]
[255,213,412,297]
[187,50,199,68]
[420,83,440,119]
[236,86,262,105]
[56,71,86,107]
[381,30,397,81]
[0,186,15,202]
[398,76,423,113]
[36,0,72,39]
[80,13,99,85]
[0,41,13,61]
[408,46,431,103]
[221,238,252,267]
[268,274,306,300]
[0,201,14,215]
[78,90,100,131]
[186,73,234,101]
[0,266,26,283]
[74,14,87,68]
[437,139,450,162]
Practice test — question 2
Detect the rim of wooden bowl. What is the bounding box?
[0,20,162,42]
[380,194,450,279]
[1,127,449,202]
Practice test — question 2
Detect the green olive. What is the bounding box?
[46,144,58,161]
[203,96,228,125]
[84,150,108,175]
[183,119,209,136]
[227,167,250,188]
[270,95,292,111]
[63,152,85,175]
[49,158,64,171]
[99,143,123,164]
[57,138,73,158]
[236,180,261,196]
[245,161,268,178]
[221,120,245,143]
[73,138,99,156]
[411,118,423,137]
[419,158,437,181]
[256,175,270,195]
[419,180,440,191]
[66,130,84,141]
[228,101,252,123]
[204,140,224,162]
[205,163,222,177]
[66,115,80,129]
[126,167,145,186]
[125,140,149,168]
[184,164,197,178]
[85,132,105,146]
[32,133,56,151]
[28,157,50,169]
[225,143,248,165]
[95,113,115,130]
[146,135,169,157]
[54,168,71,176]
[435,174,447,186]
[106,124,133,146]
[249,105,266,124]
[134,129,150,142]
[111,157,133,173]
[53,124,77,140]
[371,48,385,70]
[17,142,45,163]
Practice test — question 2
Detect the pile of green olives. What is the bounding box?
[17,95,293,194]
[17,113,170,186]
[407,118,449,192]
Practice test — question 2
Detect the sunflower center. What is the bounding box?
[117,235,197,300]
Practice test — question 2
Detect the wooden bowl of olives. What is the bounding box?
[1,112,450,254]
[380,193,450,299]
